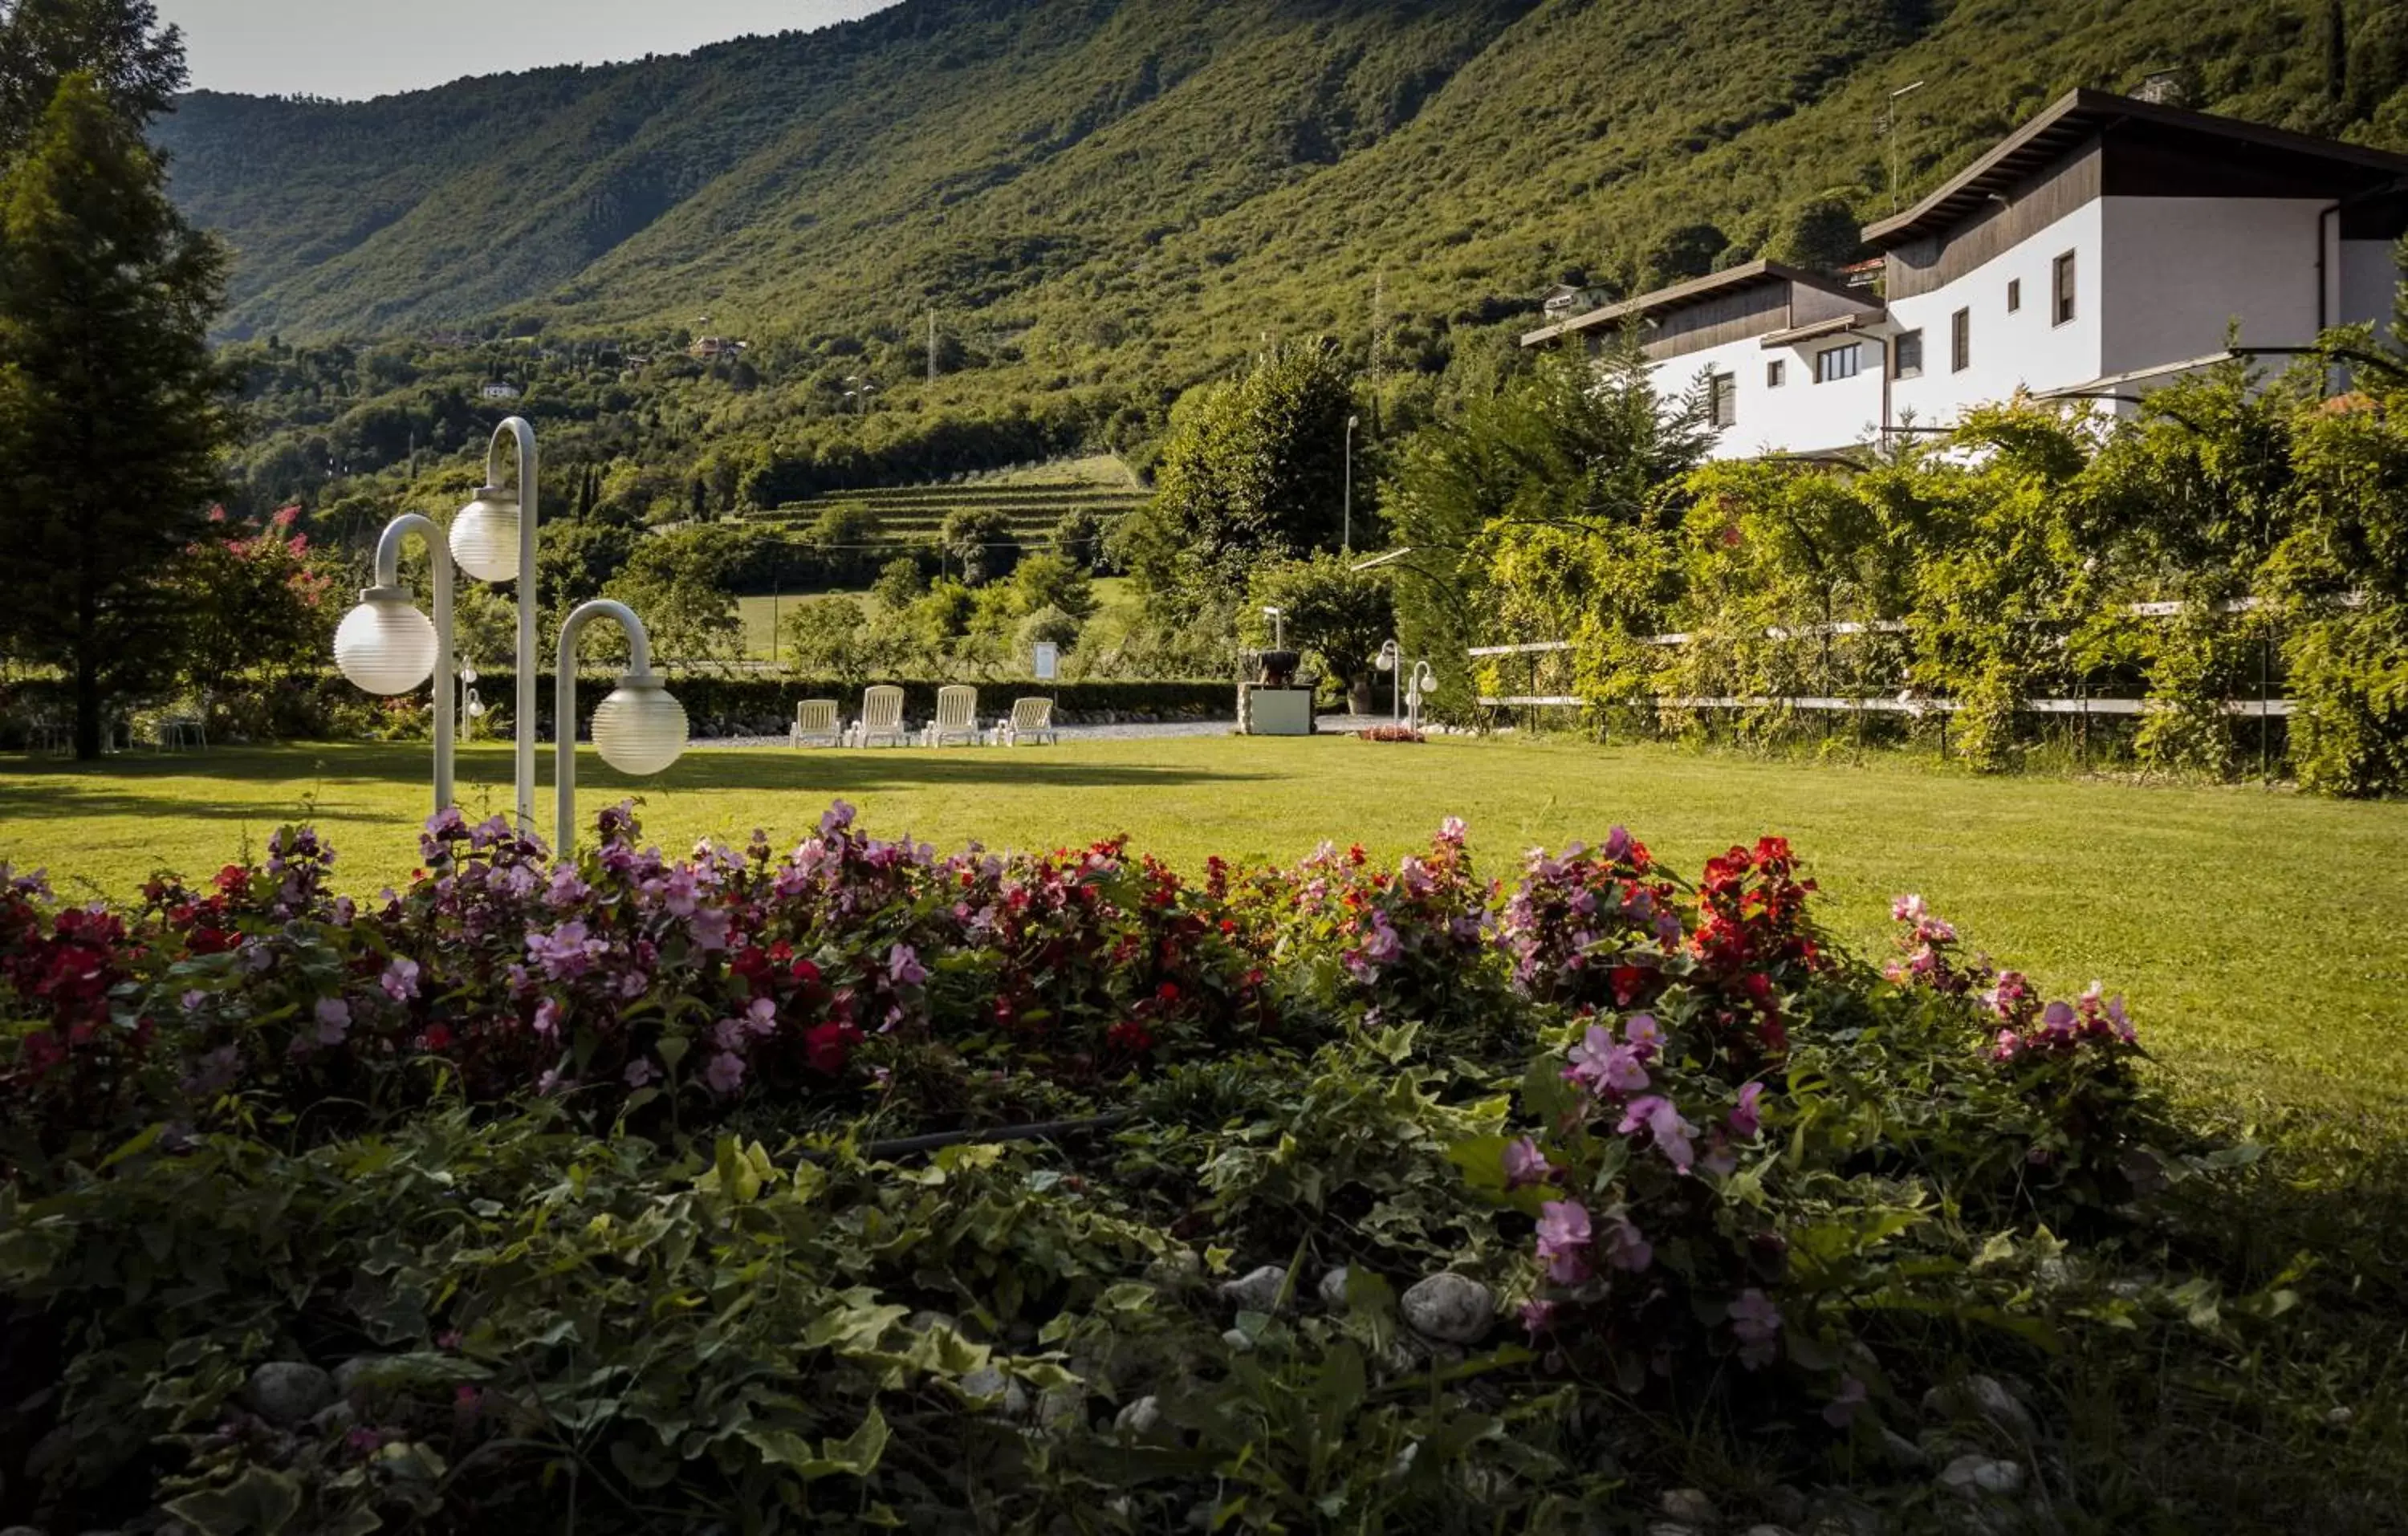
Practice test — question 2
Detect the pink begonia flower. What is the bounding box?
[688,908,731,952]
[1535,1200,1592,1283]
[1823,1374,1869,1427]
[1361,916,1402,965]
[1623,1014,1665,1058]
[1601,1213,1652,1273]
[1992,1029,2021,1063]
[2040,1000,2078,1040]
[888,943,929,987]
[380,957,421,1002]
[533,998,563,1038]
[1503,1136,1557,1189]
[820,800,856,837]
[313,997,350,1046]
[181,989,207,1013]
[1617,1095,1698,1173]
[705,1051,746,1095]
[1602,826,1632,862]
[624,1058,660,1088]
[1565,1025,1650,1096]
[1729,1288,1782,1369]
[1519,1298,1559,1336]
[536,1067,563,1096]
[1892,893,1926,924]
[1921,916,1957,942]
[742,996,778,1037]
[1438,816,1468,844]
[1730,1081,1765,1138]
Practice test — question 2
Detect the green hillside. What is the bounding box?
[157,0,2408,389]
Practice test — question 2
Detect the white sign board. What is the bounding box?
[1032,641,1060,681]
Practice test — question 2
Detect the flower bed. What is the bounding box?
[0,811,2376,1533]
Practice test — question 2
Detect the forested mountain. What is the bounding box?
[159,0,2408,388]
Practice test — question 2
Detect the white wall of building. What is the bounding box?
[2100,196,2328,368]
[1649,331,1884,461]
[1887,200,2105,429]
[2339,239,2403,331]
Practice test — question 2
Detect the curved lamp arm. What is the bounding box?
[555,599,677,857]
[483,417,540,834]
[374,513,457,812]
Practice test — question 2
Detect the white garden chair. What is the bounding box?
[922,685,981,748]
[790,698,842,749]
[997,697,1058,746]
[853,685,909,748]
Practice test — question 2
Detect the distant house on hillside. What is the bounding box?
[480,382,523,401]
[1540,282,1608,322]
[689,336,749,360]
[1523,87,2408,461]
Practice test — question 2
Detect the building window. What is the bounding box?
[2007,278,2022,313]
[1708,372,1737,427]
[1767,359,1785,388]
[2052,250,2076,326]
[1815,343,1861,383]
[1893,330,1923,379]
[1951,307,1971,372]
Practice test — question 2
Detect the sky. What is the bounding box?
[157,0,904,101]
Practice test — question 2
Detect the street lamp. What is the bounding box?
[1343,414,1360,552]
[554,599,689,855]
[332,512,457,813]
[1375,639,1403,722]
[447,417,541,831]
[1260,605,1284,652]
[1405,660,1438,733]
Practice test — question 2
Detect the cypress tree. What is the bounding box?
[0,71,232,757]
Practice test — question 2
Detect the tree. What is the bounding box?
[1130,339,1358,616]
[0,0,183,161]
[1244,554,1395,713]
[941,506,1020,586]
[1009,552,1096,624]
[780,595,872,684]
[0,72,231,758]
[1766,194,1863,273]
[601,528,745,669]
[161,506,339,703]
[1052,506,1108,571]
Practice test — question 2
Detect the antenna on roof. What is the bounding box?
[1881,81,1927,213]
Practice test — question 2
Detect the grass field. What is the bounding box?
[5,734,2404,1137]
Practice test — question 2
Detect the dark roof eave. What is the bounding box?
[1863,87,2408,249]
[1519,260,1877,347]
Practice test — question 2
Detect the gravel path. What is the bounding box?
[690,715,1398,750]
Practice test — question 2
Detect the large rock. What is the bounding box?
[1400,1273,1495,1344]
[1964,1375,2036,1441]
[1317,1266,1352,1308]
[1218,1265,1290,1313]
[1115,1396,1164,1437]
[244,1362,335,1426]
[1660,1489,1719,1526]
[1938,1453,2026,1497]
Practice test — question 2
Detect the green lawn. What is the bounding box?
[5,735,2405,1133]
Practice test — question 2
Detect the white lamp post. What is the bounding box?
[447,417,541,831]
[1405,660,1438,733]
[1342,414,1360,552]
[1375,639,1402,723]
[333,513,457,814]
[553,599,689,855]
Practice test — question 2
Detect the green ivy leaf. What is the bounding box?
[164,1465,303,1535]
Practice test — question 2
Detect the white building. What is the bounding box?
[1523,89,2408,460]
[480,382,523,401]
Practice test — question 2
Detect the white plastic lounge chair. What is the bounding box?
[790,698,842,749]
[998,697,1058,746]
[854,685,909,748]
[922,685,981,748]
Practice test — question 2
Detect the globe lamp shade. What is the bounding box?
[592,678,688,776]
[449,494,523,583]
[333,591,438,695]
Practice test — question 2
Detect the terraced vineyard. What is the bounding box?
[745,480,1150,551]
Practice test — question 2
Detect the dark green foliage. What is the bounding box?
[1125,340,1358,622]
[1765,193,1866,272]
[0,71,231,757]
[0,0,182,159]
[942,506,1021,587]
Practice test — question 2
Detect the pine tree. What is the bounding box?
[0,0,185,162]
[0,72,232,757]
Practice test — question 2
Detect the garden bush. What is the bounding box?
[0,811,2395,1533]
